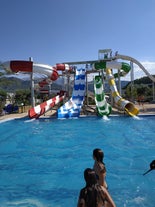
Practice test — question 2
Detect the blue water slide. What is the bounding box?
[57,68,86,118]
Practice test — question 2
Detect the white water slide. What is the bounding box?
[115,54,155,82]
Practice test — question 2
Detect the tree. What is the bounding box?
[0,90,7,114]
[14,89,31,105]
[125,85,137,100]
[124,84,152,101]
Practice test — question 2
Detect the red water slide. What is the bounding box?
[28,90,66,119]
[1,60,72,118]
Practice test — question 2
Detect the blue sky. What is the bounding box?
[0,0,155,80]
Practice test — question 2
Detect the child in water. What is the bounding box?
[77,168,116,207]
[93,148,107,188]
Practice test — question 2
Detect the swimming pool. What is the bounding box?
[0,115,155,207]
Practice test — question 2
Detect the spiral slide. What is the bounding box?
[1,61,58,80]
[1,60,71,118]
[57,68,86,118]
[93,61,139,116]
[94,75,111,116]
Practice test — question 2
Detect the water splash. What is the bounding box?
[102,115,110,121]
[24,118,36,123]
[133,115,141,120]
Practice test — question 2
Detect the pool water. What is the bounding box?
[0,115,155,207]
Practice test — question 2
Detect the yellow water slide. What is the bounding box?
[106,68,139,116]
[93,61,139,116]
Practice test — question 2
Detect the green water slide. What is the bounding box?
[113,62,131,78]
[94,61,131,78]
[94,75,112,116]
[93,61,139,116]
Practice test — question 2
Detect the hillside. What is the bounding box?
[0,74,154,93]
[0,77,30,92]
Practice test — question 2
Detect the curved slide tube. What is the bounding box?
[94,61,131,78]
[57,68,86,118]
[1,61,58,80]
[1,61,72,81]
[1,60,72,118]
[94,75,111,116]
[106,68,139,116]
[114,54,155,83]
[93,61,139,116]
[113,62,131,78]
[28,91,66,119]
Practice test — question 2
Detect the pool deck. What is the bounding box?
[0,103,155,121]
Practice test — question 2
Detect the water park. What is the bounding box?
[0,50,155,207]
[1,49,155,119]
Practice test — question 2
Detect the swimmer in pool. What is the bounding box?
[93,148,107,188]
[77,168,116,207]
[143,160,155,175]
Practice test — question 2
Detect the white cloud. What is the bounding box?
[122,61,155,81]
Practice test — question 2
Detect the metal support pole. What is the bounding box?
[153,82,155,101]
[110,69,114,106]
[67,74,70,98]
[130,61,134,102]
[118,69,122,96]
[30,57,35,107]
[86,71,88,106]
[101,69,104,86]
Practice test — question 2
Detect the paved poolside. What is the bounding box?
[0,103,155,121]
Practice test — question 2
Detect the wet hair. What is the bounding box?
[93,148,104,163]
[84,168,97,186]
[80,168,105,207]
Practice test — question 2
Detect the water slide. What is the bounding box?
[93,61,139,116]
[1,61,71,80]
[1,60,71,118]
[106,68,139,116]
[94,75,111,116]
[114,54,155,82]
[57,68,86,118]
[1,61,58,80]
[28,91,66,118]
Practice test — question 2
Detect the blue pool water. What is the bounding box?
[0,115,155,207]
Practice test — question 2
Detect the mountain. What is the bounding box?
[0,77,30,92]
[3,72,154,94]
[0,76,64,92]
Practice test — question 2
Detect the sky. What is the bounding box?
[0,0,155,81]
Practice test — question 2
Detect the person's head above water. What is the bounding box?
[84,168,97,186]
[143,160,155,175]
[78,168,117,207]
[150,160,155,169]
[93,148,104,162]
